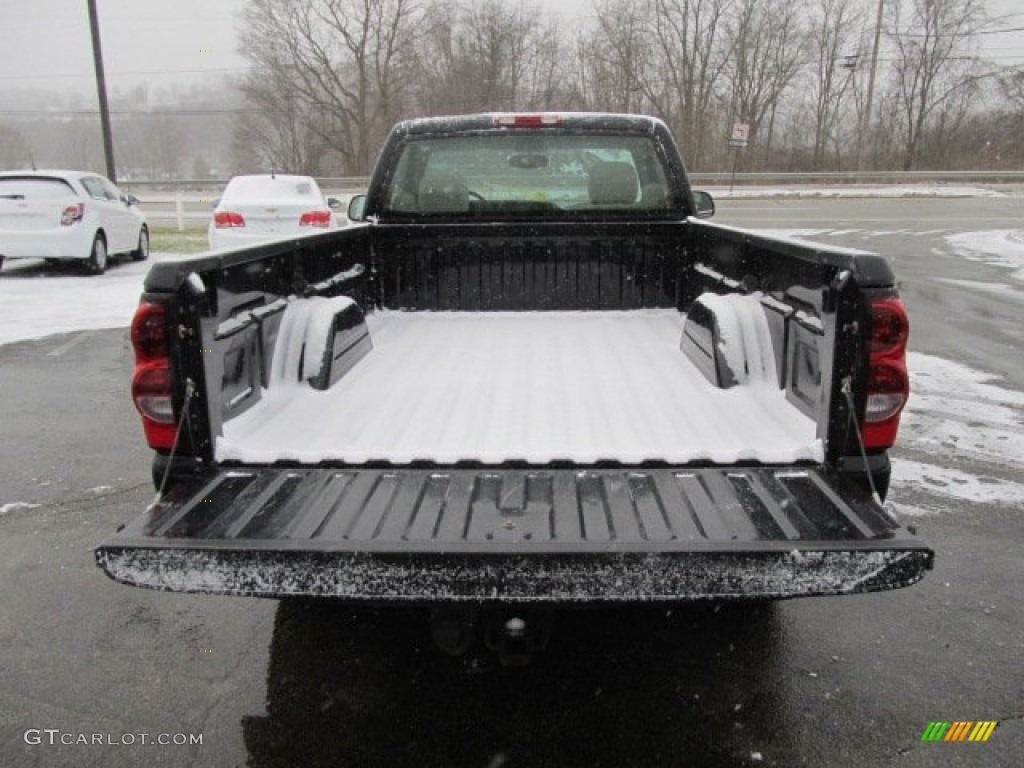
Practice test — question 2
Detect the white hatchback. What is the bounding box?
[208,174,342,251]
[0,170,148,274]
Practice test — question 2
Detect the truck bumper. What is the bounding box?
[96,466,933,603]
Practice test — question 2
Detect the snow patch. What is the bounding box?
[0,253,194,346]
[900,352,1024,470]
[945,230,1024,283]
[891,459,1024,505]
[889,352,1024,510]
[0,502,41,515]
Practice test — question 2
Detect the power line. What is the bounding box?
[0,108,260,117]
[0,67,251,82]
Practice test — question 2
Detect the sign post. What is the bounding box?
[727,122,749,192]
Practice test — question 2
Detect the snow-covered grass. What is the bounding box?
[945,230,1024,283]
[150,227,209,254]
[0,253,193,346]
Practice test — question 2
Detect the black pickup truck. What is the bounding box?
[98,113,931,656]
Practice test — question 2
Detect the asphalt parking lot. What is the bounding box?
[0,197,1021,767]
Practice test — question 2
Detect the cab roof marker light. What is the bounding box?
[493,114,563,127]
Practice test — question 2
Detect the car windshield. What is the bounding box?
[382,133,675,219]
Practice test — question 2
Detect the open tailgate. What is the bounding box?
[96,466,932,602]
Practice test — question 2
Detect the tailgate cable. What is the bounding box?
[152,378,195,506]
[841,376,883,507]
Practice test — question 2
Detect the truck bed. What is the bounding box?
[217,310,820,466]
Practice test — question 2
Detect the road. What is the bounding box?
[0,197,1021,767]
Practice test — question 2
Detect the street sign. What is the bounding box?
[731,122,750,142]
[728,139,748,149]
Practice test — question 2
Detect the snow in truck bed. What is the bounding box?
[216,310,822,465]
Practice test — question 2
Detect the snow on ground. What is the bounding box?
[901,352,1024,469]
[890,459,1024,506]
[888,352,1024,513]
[945,230,1024,283]
[706,185,1006,199]
[0,254,192,346]
[0,502,41,515]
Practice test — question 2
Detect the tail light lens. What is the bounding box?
[131,301,177,450]
[862,296,910,450]
[869,297,909,356]
[61,203,84,226]
[131,301,168,361]
[299,210,332,227]
[213,211,245,228]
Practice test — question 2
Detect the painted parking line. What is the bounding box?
[47,330,96,357]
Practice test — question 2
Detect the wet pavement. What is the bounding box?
[1,197,1021,766]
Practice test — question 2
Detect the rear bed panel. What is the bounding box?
[97,466,932,602]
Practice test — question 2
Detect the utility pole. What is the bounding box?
[87,0,116,181]
[856,0,884,172]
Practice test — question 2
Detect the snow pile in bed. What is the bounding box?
[218,309,821,466]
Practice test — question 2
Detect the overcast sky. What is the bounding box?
[0,0,1021,100]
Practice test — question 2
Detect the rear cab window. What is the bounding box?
[382,132,676,220]
[0,177,77,201]
[222,176,321,202]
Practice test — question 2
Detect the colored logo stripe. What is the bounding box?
[921,721,997,742]
[969,722,997,742]
[945,721,973,741]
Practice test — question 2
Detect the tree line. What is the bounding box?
[1,0,1018,179]
[235,0,1021,175]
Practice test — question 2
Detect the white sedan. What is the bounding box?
[208,174,342,251]
[0,170,148,274]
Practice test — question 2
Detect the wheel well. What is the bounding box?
[94,229,107,245]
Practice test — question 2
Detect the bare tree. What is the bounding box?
[0,124,32,168]
[238,0,419,174]
[725,0,807,168]
[886,0,987,170]
[414,0,564,113]
[645,0,734,168]
[806,0,864,169]
[579,0,653,113]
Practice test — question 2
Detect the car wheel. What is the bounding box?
[87,235,108,275]
[0,255,4,272]
[131,226,150,262]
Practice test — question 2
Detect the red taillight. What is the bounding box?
[299,210,331,227]
[213,211,245,228]
[869,296,909,357]
[61,203,84,226]
[131,301,176,450]
[862,296,910,450]
[131,301,168,361]
[493,113,562,127]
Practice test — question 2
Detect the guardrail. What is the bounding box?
[127,171,1023,230]
[135,191,360,230]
